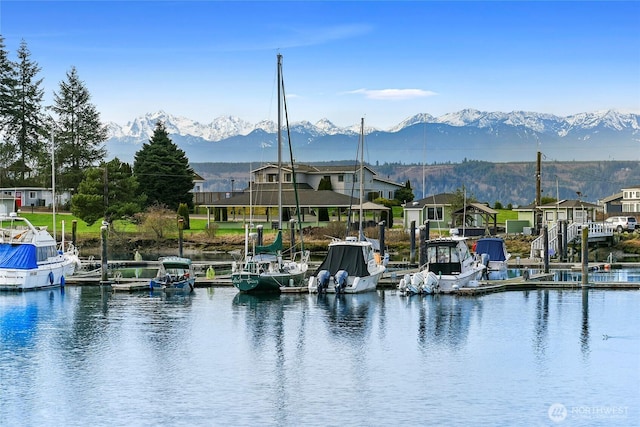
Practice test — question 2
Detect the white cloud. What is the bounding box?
[345,88,438,100]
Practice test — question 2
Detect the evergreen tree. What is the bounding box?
[394,179,414,204]
[133,122,194,211]
[71,158,145,226]
[0,35,18,184]
[3,40,46,183]
[50,66,107,192]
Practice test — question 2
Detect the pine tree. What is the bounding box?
[51,66,107,192]
[3,40,46,183]
[133,121,194,211]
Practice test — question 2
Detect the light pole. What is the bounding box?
[50,123,56,243]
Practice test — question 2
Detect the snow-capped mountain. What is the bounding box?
[105,109,639,164]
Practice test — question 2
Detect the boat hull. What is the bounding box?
[0,259,76,291]
[232,270,307,293]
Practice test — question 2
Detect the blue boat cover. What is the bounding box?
[0,244,38,269]
[475,238,507,262]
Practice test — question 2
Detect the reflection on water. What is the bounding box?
[1,287,638,426]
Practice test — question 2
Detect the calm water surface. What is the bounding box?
[1,286,638,426]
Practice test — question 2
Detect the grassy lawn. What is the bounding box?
[18,208,520,240]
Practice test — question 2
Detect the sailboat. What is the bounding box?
[231,54,309,293]
[308,118,386,294]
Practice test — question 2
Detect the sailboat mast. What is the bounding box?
[277,54,283,231]
[359,117,364,239]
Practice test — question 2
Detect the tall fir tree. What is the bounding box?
[4,40,46,183]
[0,35,18,184]
[51,66,107,192]
[133,121,194,211]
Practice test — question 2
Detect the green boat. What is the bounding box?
[231,230,309,293]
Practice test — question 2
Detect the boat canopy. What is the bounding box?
[0,244,38,269]
[314,244,369,277]
[475,238,508,262]
[255,230,283,254]
[160,257,192,269]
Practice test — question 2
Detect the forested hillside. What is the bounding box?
[192,160,640,207]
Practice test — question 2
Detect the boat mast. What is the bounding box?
[277,53,283,231]
[359,117,364,240]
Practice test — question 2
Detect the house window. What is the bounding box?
[338,175,344,182]
[267,173,278,183]
[29,191,36,199]
[284,173,292,182]
[545,211,554,221]
[427,207,443,220]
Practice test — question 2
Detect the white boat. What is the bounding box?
[0,212,78,291]
[398,233,485,295]
[474,237,510,280]
[308,118,386,294]
[232,54,309,294]
[308,236,386,293]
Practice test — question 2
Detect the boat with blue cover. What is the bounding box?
[0,212,79,291]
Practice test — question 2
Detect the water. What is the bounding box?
[1,286,639,426]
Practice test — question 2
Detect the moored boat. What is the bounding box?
[474,237,510,280]
[149,256,195,292]
[398,234,485,295]
[308,236,386,293]
[308,118,386,294]
[0,212,78,291]
[231,54,309,294]
[232,230,309,293]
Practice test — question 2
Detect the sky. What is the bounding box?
[1,1,639,130]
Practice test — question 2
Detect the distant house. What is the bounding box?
[620,185,640,213]
[514,199,601,232]
[0,187,71,211]
[598,185,640,216]
[251,163,403,200]
[403,193,455,230]
[192,172,205,193]
[197,163,397,225]
[600,192,623,214]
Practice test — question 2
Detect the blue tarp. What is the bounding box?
[475,238,507,262]
[0,244,38,269]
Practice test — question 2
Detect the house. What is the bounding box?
[0,187,71,211]
[403,193,455,231]
[514,199,602,234]
[198,163,398,226]
[191,172,205,193]
[251,163,403,200]
[620,185,640,213]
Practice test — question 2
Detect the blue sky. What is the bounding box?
[1,1,639,129]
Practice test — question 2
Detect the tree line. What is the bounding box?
[0,36,194,226]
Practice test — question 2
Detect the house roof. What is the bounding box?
[452,202,498,215]
[204,188,388,210]
[404,193,455,209]
[539,199,600,209]
[600,192,622,204]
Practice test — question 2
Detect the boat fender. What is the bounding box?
[48,271,54,285]
[60,276,65,287]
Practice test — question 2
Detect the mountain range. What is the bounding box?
[105,109,640,164]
